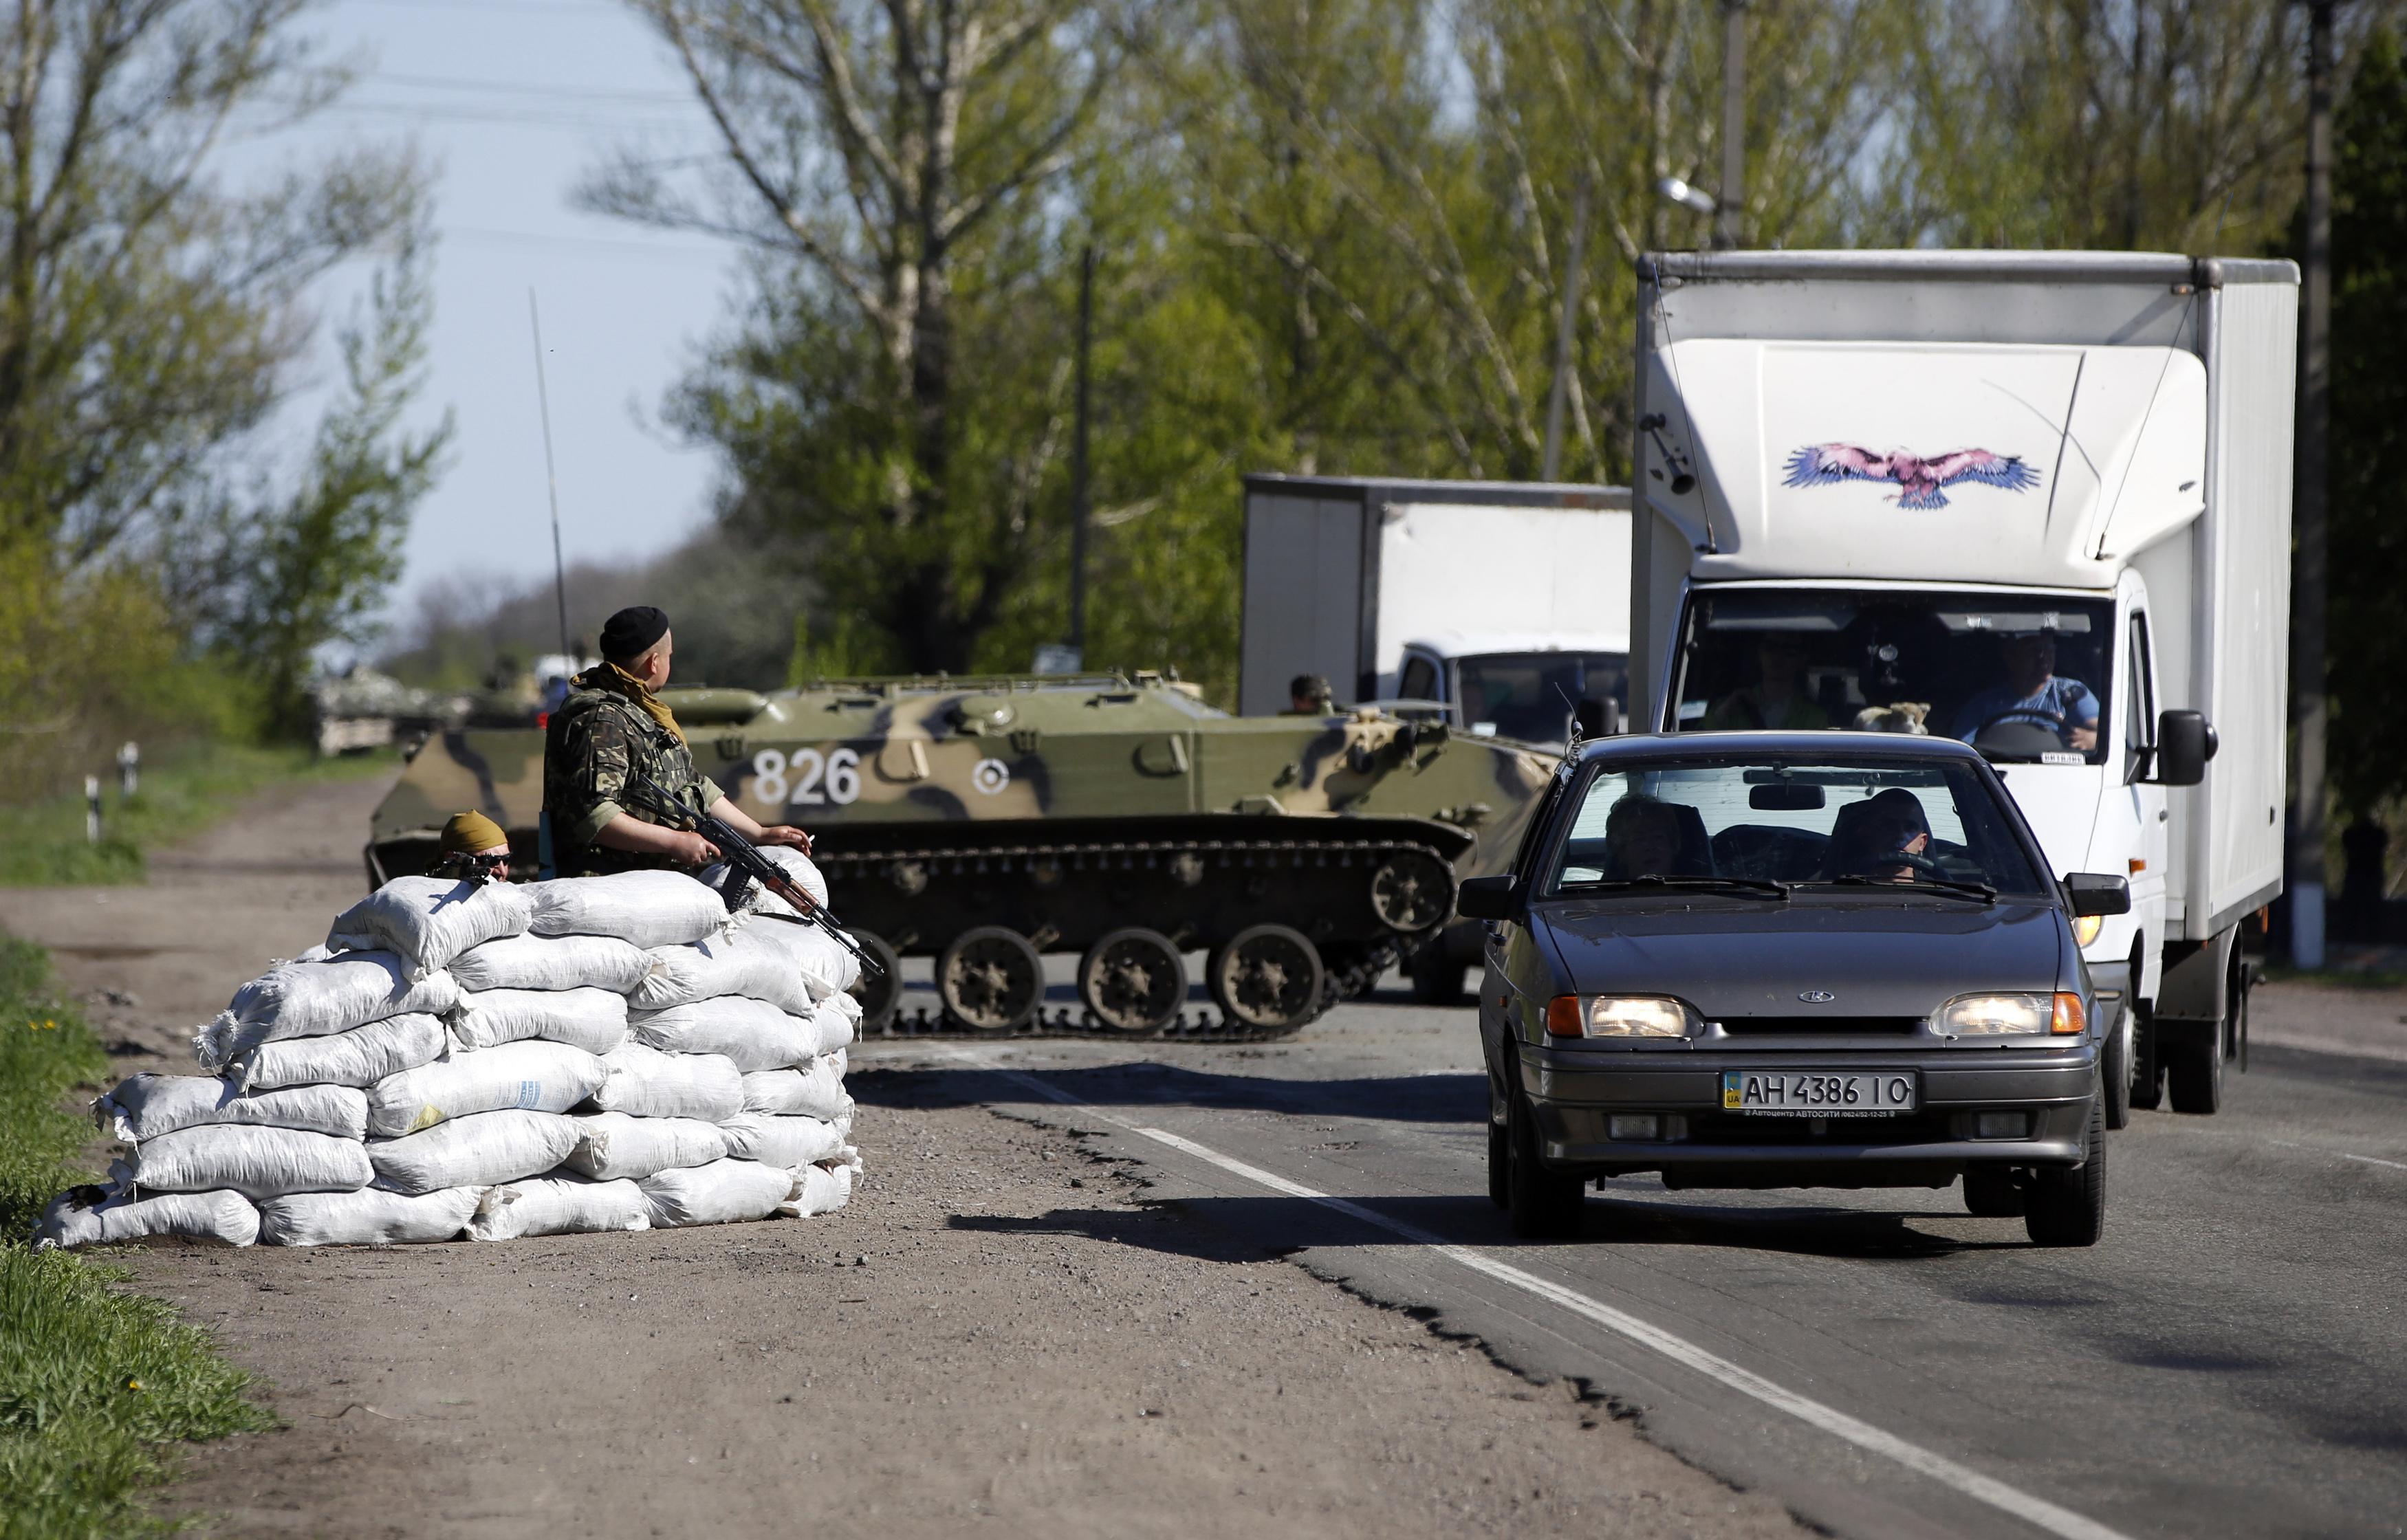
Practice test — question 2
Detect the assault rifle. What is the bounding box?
[618,770,886,984]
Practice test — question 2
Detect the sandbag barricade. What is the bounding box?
[34,859,862,1250]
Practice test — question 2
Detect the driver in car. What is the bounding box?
[1821,787,1935,883]
[1951,632,2099,751]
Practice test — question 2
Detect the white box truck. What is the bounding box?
[1629,250,2296,1121]
[1239,474,1633,742]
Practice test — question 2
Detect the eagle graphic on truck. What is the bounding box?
[1782,443,2042,509]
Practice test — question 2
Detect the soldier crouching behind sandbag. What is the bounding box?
[541,605,812,878]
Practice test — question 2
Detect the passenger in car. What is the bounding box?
[1819,787,1933,883]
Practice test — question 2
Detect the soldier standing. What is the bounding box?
[541,606,811,878]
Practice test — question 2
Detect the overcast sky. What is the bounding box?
[296,0,744,637]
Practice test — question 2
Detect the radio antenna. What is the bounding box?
[528,288,571,658]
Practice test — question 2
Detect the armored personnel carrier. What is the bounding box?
[367,672,1552,1036]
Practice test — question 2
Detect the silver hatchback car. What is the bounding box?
[1460,732,2128,1246]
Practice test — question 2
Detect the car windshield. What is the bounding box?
[1458,652,1627,743]
[1669,589,2115,765]
[1541,756,2049,899]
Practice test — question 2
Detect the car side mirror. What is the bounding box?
[1573,698,1618,739]
[2153,710,2212,786]
[1456,874,1518,922]
[2063,872,2131,917]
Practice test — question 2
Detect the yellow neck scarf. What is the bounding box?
[578,663,685,745]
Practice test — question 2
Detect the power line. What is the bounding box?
[367,71,694,107]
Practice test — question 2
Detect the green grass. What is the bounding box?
[0,938,274,1539]
[0,740,395,886]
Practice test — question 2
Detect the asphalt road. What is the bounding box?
[861,970,2407,1540]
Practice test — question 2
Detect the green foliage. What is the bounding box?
[0,740,395,888]
[0,940,273,1540]
[2329,25,2407,815]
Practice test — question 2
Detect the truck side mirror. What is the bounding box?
[2153,710,2212,786]
[2062,872,2131,917]
[1573,698,1617,739]
[1456,874,1519,921]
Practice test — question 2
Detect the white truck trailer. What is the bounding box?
[1629,250,2296,1121]
[1239,474,1633,741]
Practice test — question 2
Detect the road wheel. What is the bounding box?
[1208,925,1325,1033]
[2102,1002,2132,1130]
[1507,1092,1584,1240]
[2024,1098,2105,1248]
[2166,1030,2223,1114]
[1962,1167,2025,1218]
[2128,1006,2164,1110]
[937,927,1045,1033]
[1487,1116,1510,1209]
[1408,947,1469,1006]
[1078,928,1186,1033]
[847,930,903,1035]
[1370,850,1455,932]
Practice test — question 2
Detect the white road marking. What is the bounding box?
[2271,1139,2407,1172]
[948,1050,2134,1540]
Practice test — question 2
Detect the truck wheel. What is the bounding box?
[937,927,1045,1033]
[2102,1004,2132,1130]
[1963,1168,2025,1218]
[2128,1007,2164,1110]
[2024,1098,2104,1247]
[2166,1033,2223,1114]
[847,931,903,1035]
[1078,928,1186,1033]
[1208,925,1325,1032]
[1507,1092,1584,1240]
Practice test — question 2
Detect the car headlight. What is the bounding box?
[1933,992,2086,1038]
[1545,995,1699,1039]
[2071,913,2104,947]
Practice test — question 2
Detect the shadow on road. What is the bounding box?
[852,1061,1488,1125]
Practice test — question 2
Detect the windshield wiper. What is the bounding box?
[1805,875,1998,903]
[1557,874,1791,900]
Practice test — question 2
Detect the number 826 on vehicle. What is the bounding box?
[1721,1070,1916,1117]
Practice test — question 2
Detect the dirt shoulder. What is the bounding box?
[6,773,1802,1540]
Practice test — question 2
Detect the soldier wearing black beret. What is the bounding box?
[540,606,812,877]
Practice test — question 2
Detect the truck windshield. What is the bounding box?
[1544,756,2048,898]
[1670,590,2116,766]
[1458,652,1627,742]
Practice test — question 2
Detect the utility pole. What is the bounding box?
[2290,0,2335,969]
[1065,245,1096,665]
[1715,0,1747,251]
[529,289,571,660]
[1541,175,1591,482]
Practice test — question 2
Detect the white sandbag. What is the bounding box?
[715,1112,845,1170]
[113,1125,371,1201]
[96,1075,368,1143]
[564,1111,730,1180]
[224,1012,448,1092]
[744,917,861,999]
[639,1158,796,1229]
[813,991,860,1055]
[708,845,829,914]
[199,952,458,1067]
[256,1187,480,1246]
[629,996,818,1072]
[364,1040,607,1138]
[469,1174,650,1241]
[627,927,820,1016]
[448,986,628,1053]
[778,1158,859,1219]
[34,1187,259,1249]
[367,1109,580,1195]
[739,1051,851,1120]
[527,870,729,949]
[448,933,653,994]
[588,1043,745,1121]
[326,876,536,977]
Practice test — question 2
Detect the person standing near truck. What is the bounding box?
[541,605,812,877]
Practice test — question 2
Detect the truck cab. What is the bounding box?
[1396,631,1629,747]
[1629,250,2298,1122]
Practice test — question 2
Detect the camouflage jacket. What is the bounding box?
[541,683,722,878]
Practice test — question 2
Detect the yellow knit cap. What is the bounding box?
[439,811,509,857]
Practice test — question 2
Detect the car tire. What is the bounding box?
[1963,1168,2025,1218]
[1507,1092,1584,1240]
[1487,1116,1510,1209]
[2166,1033,2223,1115]
[2024,1099,2105,1248]
[2102,1004,2132,1131]
[2128,1007,2164,1111]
